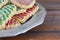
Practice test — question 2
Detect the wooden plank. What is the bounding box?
[37,0,60,10]
[1,32,60,40]
[37,0,60,3]
[40,3,60,10]
[30,11,60,31]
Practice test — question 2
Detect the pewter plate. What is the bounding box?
[0,3,46,37]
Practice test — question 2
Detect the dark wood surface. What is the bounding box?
[0,0,60,40]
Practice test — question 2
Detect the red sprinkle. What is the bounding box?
[6,21,9,26]
[22,12,28,16]
[18,13,24,18]
[9,19,13,25]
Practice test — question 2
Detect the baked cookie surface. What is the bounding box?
[0,4,17,30]
[0,0,9,8]
[13,5,39,23]
[11,0,36,9]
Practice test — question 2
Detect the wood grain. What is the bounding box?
[30,11,60,31]
[37,0,60,10]
[0,0,60,40]
[40,3,60,10]
[37,0,60,3]
[0,9,60,40]
[1,32,60,40]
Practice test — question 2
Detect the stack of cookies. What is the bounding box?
[0,0,39,30]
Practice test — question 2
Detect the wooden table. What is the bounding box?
[0,0,60,40]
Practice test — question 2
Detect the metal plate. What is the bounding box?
[0,3,46,37]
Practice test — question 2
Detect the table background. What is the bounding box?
[0,0,60,40]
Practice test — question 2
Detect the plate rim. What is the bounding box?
[0,3,46,37]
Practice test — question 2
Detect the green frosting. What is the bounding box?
[2,9,9,17]
[7,7,13,11]
[0,0,8,3]
[2,0,4,2]
[4,8,11,14]
[0,4,16,25]
[0,14,3,25]
[0,18,2,25]
[11,5,15,8]
[0,12,6,20]
[5,8,12,13]
[6,5,14,11]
